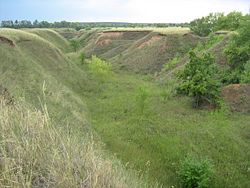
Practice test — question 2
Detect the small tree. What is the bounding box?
[79,52,86,64]
[70,39,80,52]
[178,51,220,108]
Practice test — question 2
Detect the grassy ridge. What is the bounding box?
[0,28,149,187]
[25,28,71,52]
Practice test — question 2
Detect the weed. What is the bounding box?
[135,86,150,115]
[162,57,179,72]
[178,156,213,188]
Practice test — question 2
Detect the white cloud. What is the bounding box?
[127,0,249,23]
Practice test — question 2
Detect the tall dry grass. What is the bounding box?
[0,99,151,188]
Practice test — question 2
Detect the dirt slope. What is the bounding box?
[222,84,250,113]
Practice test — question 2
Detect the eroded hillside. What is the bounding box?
[72,29,202,73]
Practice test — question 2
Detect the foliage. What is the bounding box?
[79,52,86,64]
[135,86,150,115]
[178,51,220,107]
[224,15,250,83]
[70,39,80,52]
[178,156,213,188]
[190,13,223,37]
[216,12,243,31]
[190,12,244,36]
[87,55,112,81]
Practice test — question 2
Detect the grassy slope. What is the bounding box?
[0,29,88,127]
[1,28,249,188]
[75,32,250,187]
[81,66,250,187]
[0,28,147,187]
[25,28,71,52]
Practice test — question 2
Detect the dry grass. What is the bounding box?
[0,99,151,188]
[104,27,190,35]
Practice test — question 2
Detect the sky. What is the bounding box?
[0,0,249,23]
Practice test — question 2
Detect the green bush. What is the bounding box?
[177,51,220,108]
[87,55,112,81]
[178,156,213,188]
[241,60,250,83]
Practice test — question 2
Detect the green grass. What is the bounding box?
[80,64,250,187]
[0,99,150,187]
[0,28,151,187]
[1,27,250,188]
[25,28,71,52]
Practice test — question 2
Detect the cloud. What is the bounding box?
[0,0,249,22]
[127,0,249,22]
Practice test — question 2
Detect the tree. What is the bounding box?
[216,11,243,31]
[178,51,220,107]
[190,13,223,36]
[70,39,80,52]
[190,12,244,37]
[1,20,14,28]
[224,15,250,83]
[79,52,86,64]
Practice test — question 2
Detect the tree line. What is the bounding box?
[190,11,248,36]
[0,20,187,30]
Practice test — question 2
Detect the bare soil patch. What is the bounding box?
[0,36,15,47]
[137,35,162,49]
[222,84,250,113]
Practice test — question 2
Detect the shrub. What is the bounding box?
[241,60,250,83]
[178,51,220,108]
[87,55,112,81]
[178,156,213,188]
